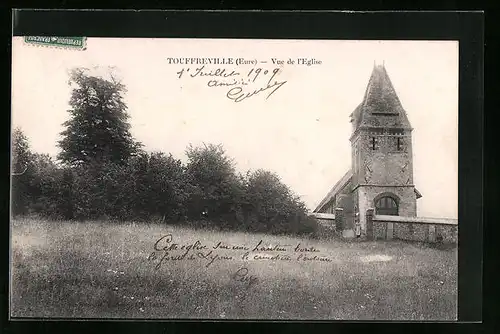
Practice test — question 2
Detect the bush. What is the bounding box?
[12,141,316,237]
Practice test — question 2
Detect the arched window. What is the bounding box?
[375,196,399,215]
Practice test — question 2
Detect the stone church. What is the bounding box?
[313,63,422,237]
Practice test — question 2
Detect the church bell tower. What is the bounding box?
[350,63,422,231]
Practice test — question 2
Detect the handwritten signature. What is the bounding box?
[225,67,286,103]
[231,267,259,288]
[226,79,287,103]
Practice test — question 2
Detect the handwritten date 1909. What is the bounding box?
[176,66,279,82]
[247,68,280,83]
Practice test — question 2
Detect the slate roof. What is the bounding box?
[313,170,352,213]
[350,64,412,130]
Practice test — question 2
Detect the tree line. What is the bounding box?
[11,67,318,237]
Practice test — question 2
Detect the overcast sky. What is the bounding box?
[11,38,458,218]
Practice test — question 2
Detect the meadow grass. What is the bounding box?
[10,217,457,320]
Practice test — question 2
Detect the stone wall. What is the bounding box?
[373,221,387,240]
[365,209,458,244]
[309,211,346,239]
[315,219,336,239]
[393,223,429,242]
[436,225,458,244]
[309,213,337,239]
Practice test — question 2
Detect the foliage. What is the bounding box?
[11,128,33,215]
[27,153,65,218]
[11,128,31,172]
[12,138,315,236]
[57,68,141,167]
[184,143,245,227]
[243,169,315,235]
[140,152,188,221]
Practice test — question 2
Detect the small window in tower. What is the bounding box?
[371,137,379,150]
[397,137,402,151]
[395,137,406,151]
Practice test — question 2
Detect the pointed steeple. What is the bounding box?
[350,63,412,131]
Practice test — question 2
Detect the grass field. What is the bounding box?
[10,217,457,320]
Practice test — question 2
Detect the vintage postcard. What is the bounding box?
[10,37,458,320]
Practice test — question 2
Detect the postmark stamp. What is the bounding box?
[24,36,87,50]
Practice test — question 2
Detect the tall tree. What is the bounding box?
[11,128,33,215]
[58,68,140,166]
